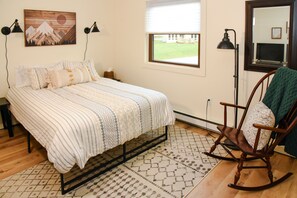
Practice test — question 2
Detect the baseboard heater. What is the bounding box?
[174,110,220,133]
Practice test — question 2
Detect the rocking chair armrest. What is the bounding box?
[220,102,247,127]
[252,123,287,133]
[220,102,246,110]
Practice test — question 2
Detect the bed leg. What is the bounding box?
[60,174,65,195]
[165,125,168,140]
[123,143,127,162]
[27,132,31,153]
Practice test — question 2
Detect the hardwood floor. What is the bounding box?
[180,121,297,198]
[0,125,47,180]
[0,121,296,198]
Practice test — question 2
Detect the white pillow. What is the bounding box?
[15,62,63,89]
[15,66,31,88]
[63,59,100,81]
[48,66,92,89]
[15,60,99,88]
[242,101,275,150]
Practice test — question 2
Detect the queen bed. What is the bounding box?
[6,60,175,194]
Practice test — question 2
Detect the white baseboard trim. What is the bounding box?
[174,111,220,133]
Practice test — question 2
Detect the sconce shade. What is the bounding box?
[11,21,23,33]
[217,32,235,49]
[84,21,100,34]
[1,19,23,35]
[92,23,100,33]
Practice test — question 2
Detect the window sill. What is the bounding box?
[143,62,206,77]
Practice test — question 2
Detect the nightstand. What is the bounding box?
[0,97,14,137]
[103,71,121,82]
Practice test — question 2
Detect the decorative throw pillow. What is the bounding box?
[28,68,49,89]
[47,66,92,89]
[242,101,275,150]
[63,59,100,81]
[27,62,64,90]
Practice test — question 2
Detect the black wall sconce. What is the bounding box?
[84,21,100,34]
[1,19,23,88]
[1,19,23,35]
[83,21,100,60]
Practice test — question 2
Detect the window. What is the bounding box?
[149,33,200,67]
[146,0,201,67]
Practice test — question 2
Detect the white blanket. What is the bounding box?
[7,78,175,173]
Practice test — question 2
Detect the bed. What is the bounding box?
[6,61,175,193]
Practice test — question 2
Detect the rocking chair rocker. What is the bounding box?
[204,68,297,191]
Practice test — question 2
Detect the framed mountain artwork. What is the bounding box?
[24,9,76,47]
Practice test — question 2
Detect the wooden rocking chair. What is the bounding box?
[204,68,297,191]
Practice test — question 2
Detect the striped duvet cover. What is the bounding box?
[7,78,175,173]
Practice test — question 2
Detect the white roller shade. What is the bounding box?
[146,0,201,33]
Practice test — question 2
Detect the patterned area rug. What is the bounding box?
[0,126,226,198]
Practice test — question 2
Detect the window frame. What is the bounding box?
[148,33,201,68]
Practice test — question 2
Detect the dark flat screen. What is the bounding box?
[256,43,284,62]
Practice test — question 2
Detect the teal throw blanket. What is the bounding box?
[262,67,297,157]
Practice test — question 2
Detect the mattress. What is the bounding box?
[7,78,175,173]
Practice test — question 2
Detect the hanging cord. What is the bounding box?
[5,35,10,88]
[205,99,215,138]
[83,34,89,61]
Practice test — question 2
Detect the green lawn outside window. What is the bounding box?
[153,40,198,61]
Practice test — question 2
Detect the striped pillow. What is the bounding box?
[48,66,92,89]
[63,60,100,81]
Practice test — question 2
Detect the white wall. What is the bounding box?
[113,0,264,126]
[0,0,116,97]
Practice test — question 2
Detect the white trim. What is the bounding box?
[144,62,203,76]
[175,112,220,133]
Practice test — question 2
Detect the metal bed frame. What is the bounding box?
[27,125,168,195]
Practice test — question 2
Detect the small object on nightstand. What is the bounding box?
[0,97,13,137]
[104,71,115,79]
[104,71,121,82]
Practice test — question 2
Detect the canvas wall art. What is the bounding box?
[271,27,282,39]
[24,9,76,47]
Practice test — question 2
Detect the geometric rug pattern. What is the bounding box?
[0,126,226,198]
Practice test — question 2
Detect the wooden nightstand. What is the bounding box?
[103,71,121,82]
[0,97,14,137]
